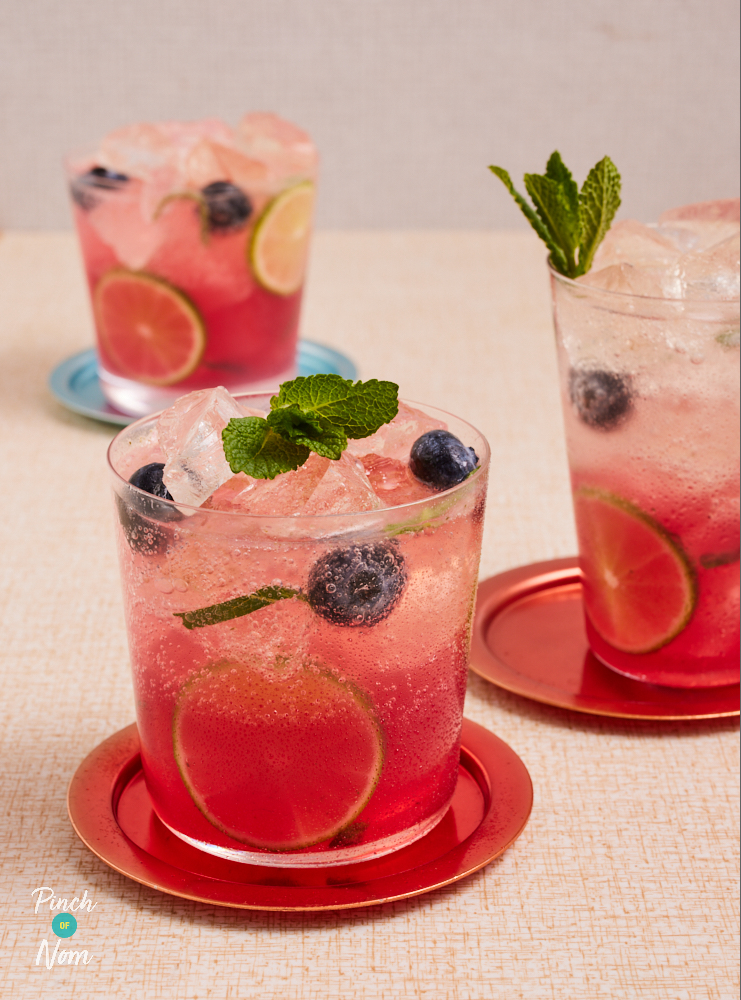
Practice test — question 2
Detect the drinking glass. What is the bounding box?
[551,271,739,687]
[108,397,489,865]
[67,115,317,416]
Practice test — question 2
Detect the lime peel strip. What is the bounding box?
[175,586,302,629]
[154,191,211,244]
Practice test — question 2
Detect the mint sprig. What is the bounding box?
[174,586,302,629]
[222,374,399,480]
[489,151,621,278]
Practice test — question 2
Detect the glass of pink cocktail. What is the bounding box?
[552,201,740,687]
[67,115,317,417]
[108,382,489,866]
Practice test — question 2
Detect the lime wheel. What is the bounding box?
[575,486,696,654]
[173,662,383,850]
[94,269,206,386]
[249,181,315,296]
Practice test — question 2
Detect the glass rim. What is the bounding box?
[107,393,490,522]
[547,259,740,306]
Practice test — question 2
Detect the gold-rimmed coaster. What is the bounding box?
[68,719,533,911]
[471,558,739,720]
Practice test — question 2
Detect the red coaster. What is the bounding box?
[471,558,740,720]
[67,719,533,911]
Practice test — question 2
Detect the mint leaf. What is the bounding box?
[266,405,347,460]
[576,156,622,276]
[490,153,621,277]
[489,165,569,275]
[524,172,580,275]
[175,586,301,629]
[221,374,400,480]
[271,375,399,439]
[222,416,309,479]
[545,151,580,219]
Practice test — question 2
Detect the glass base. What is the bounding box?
[99,362,298,417]
[586,619,740,689]
[157,800,452,869]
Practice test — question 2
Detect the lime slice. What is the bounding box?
[173,661,383,850]
[94,269,206,386]
[574,487,696,654]
[249,181,315,296]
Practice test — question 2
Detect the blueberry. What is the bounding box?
[70,166,129,211]
[307,542,406,627]
[569,368,633,430]
[129,463,173,500]
[117,463,181,556]
[201,181,252,232]
[409,430,478,490]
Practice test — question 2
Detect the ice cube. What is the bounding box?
[98,123,173,180]
[591,220,682,271]
[346,402,447,462]
[184,141,271,205]
[157,119,234,159]
[660,198,740,224]
[677,233,740,300]
[578,261,678,298]
[360,454,435,507]
[204,452,381,516]
[182,140,225,189]
[202,472,257,512]
[234,113,318,185]
[87,177,165,270]
[302,453,382,515]
[98,119,234,187]
[208,453,331,515]
[159,387,246,506]
[658,199,740,252]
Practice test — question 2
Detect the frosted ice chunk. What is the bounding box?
[87,177,166,270]
[157,119,234,157]
[202,472,257,512]
[98,119,233,183]
[591,220,682,271]
[204,452,381,516]
[360,455,435,507]
[346,402,447,462]
[302,454,382,515]
[235,113,318,185]
[159,387,246,506]
[677,233,740,300]
[579,202,740,301]
[579,262,677,298]
[184,141,271,202]
[660,198,740,224]
[206,453,331,515]
[97,123,172,179]
[658,199,740,254]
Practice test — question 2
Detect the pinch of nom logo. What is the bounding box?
[32,886,98,969]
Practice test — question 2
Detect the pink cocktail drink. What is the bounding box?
[109,388,489,865]
[68,115,317,417]
[552,200,740,687]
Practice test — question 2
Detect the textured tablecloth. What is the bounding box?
[0,230,738,1000]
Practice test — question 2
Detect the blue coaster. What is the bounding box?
[48,343,358,427]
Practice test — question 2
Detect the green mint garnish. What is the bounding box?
[174,586,302,629]
[489,151,621,278]
[222,374,399,479]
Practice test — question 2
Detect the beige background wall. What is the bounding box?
[0,0,739,230]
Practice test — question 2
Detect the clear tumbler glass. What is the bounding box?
[552,272,740,687]
[108,397,489,865]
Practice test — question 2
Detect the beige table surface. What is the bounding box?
[0,230,738,1000]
